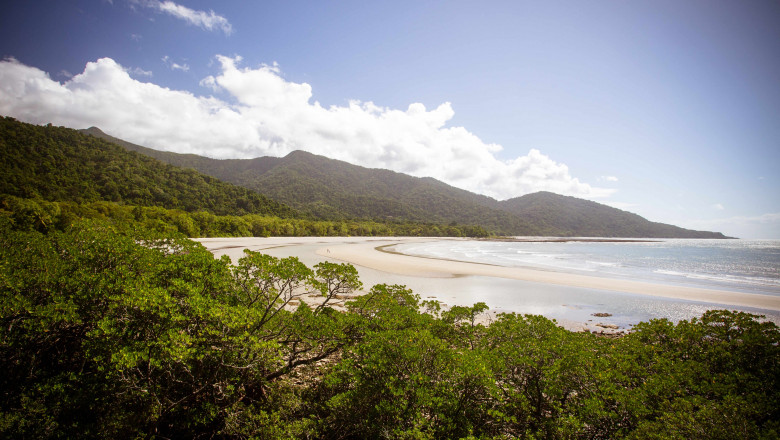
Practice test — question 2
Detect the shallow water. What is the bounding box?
[389,239,780,329]
[392,239,780,296]
[410,274,780,330]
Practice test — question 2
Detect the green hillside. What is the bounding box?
[83,126,729,238]
[1,117,297,218]
[499,192,728,238]
[81,128,535,233]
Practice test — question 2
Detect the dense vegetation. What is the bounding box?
[1,117,296,217]
[0,118,489,238]
[1,220,776,439]
[0,195,489,238]
[84,127,728,238]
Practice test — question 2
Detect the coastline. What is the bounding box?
[197,237,780,331]
[329,240,780,311]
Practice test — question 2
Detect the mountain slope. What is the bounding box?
[83,126,728,238]
[81,127,538,233]
[1,118,297,217]
[498,192,727,238]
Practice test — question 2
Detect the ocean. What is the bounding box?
[388,238,780,329]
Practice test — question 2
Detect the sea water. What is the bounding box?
[388,239,780,328]
[393,239,780,296]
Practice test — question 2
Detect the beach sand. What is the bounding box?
[197,237,780,331]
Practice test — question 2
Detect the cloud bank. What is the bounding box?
[0,56,614,201]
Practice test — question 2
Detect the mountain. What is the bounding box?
[498,192,726,238]
[81,127,540,234]
[1,117,297,218]
[82,126,728,238]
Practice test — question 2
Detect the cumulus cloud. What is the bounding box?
[134,0,232,35]
[0,56,615,201]
[599,175,619,182]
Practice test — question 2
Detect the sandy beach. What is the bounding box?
[197,237,780,331]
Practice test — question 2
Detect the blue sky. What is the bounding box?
[1,0,778,238]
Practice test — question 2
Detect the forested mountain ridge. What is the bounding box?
[499,192,729,238]
[84,126,728,238]
[82,127,534,232]
[1,117,297,218]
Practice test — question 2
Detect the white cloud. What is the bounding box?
[135,0,232,35]
[0,56,615,201]
[128,66,153,77]
[712,203,724,210]
[599,175,618,182]
[162,56,189,72]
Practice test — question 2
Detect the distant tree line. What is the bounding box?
[0,195,491,238]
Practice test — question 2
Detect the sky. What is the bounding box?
[0,0,778,238]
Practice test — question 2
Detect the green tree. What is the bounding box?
[480,313,599,438]
[314,286,497,439]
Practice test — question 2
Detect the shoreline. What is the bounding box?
[317,239,780,312]
[484,237,662,243]
[196,237,780,332]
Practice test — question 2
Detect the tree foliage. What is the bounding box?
[0,195,491,237]
[1,221,776,438]
[0,117,296,217]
